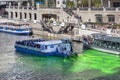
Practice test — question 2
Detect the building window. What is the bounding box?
[15,12,17,18]
[113,2,120,7]
[63,0,66,4]
[50,45,54,48]
[24,13,27,19]
[95,14,103,23]
[34,13,37,20]
[107,15,115,22]
[57,1,59,4]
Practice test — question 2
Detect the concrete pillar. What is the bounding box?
[22,13,24,20]
[88,0,92,7]
[32,13,34,21]
[45,0,48,8]
[26,13,29,21]
[108,0,111,7]
[119,15,120,24]
[27,2,30,9]
[37,13,42,21]
[9,2,11,7]
[31,0,35,7]
[18,2,20,7]
[13,12,16,19]
[33,13,35,21]
[74,0,77,8]
[103,16,107,23]
[18,0,22,7]
[18,12,20,20]
[115,14,119,24]
[36,3,39,9]
[101,0,103,7]
[27,2,30,6]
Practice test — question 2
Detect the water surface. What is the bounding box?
[0,33,120,80]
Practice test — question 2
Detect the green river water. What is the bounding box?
[0,33,120,80]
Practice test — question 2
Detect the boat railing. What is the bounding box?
[0,25,31,29]
[15,39,45,48]
[16,44,41,51]
[92,44,120,52]
[93,34,120,43]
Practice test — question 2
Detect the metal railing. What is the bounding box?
[6,6,120,12]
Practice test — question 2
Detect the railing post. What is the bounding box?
[77,8,79,11]
[116,8,118,11]
[27,2,30,10]
[88,7,91,11]
[9,2,11,8]
[103,7,106,11]
[36,3,39,9]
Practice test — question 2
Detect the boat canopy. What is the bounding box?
[34,40,62,45]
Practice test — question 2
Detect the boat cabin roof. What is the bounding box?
[34,40,62,45]
[92,33,120,43]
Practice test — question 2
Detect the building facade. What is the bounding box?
[56,0,66,8]
[1,0,120,24]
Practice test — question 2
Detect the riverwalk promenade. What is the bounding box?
[0,18,120,41]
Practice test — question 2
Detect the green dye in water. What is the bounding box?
[18,49,120,75]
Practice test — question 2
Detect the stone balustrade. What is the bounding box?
[78,7,120,11]
[6,6,120,12]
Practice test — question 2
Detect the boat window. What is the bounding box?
[50,45,54,48]
[45,45,47,49]
[58,45,60,47]
[41,45,44,50]
[64,47,67,51]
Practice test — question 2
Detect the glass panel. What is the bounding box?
[108,15,115,22]
[95,14,103,23]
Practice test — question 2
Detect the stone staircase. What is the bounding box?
[63,8,74,16]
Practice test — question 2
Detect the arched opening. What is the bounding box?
[95,14,103,23]
[15,12,17,18]
[29,13,32,20]
[2,11,8,18]
[11,12,13,19]
[24,13,27,19]
[20,12,22,19]
[42,14,57,20]
[34,13,37,20]
[107,15,115,23]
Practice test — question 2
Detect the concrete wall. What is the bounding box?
[6,7,120,24]
[74,9,120,24]
[6,7,72,22]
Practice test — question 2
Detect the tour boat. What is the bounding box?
[14,39,75,57]
[0,22,32,35]
[83,33,120,54]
